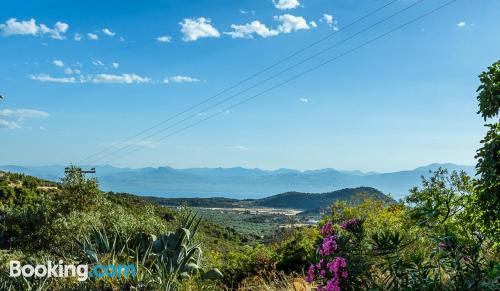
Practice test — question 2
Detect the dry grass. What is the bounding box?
[238,271,312,291]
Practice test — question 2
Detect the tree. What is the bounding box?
[473,60,500,243]
[405,169,472,230]
[59,165,101,212]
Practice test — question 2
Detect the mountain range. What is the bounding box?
[0,163,475,199]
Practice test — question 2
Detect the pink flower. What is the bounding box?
[316,258,324,269]
[338,257,347,268]
[305,264,315,283]
[325,278,340,291]
[340,218,361,231]
[327,257,348,275]
[320,221,334,236]
[319,235,338,256]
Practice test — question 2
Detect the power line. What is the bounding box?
[75,0,399,165]
[99,0,457,165]
[84,0,427,165]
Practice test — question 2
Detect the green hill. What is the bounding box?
[149,186,393,210]
[254,187,393,210]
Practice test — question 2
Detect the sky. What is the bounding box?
[0,0,499,172]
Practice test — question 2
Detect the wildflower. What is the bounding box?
[327,257,347,274]
[321,221,334,236]
[316,258,324,269]
[319,235,338,256]
[325,278,340,291]
[327,258,338,273]
[305,264,315,283]
[338,257,346,268]
[341,271,348,278]
[340,218,361,231]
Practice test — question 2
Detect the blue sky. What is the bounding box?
[0,0,498,172]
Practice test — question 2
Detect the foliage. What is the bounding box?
[472,60,500,244]
[0,169,230,290]
[476,60,500,120]
[303,169,499,290]
[256,187,392,210]
[273,227,319,272]
[238,271,299,291]
[217,244,275,288]
[75,211,222,290]
[405,168,472,230]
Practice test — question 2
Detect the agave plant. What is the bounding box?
[145,212,222,289]
[75,211,222,290]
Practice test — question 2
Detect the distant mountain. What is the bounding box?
[0,163,475,199]
[147,187,392,211]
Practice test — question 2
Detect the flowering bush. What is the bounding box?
[339,218,361,232]
[305,218,365,291]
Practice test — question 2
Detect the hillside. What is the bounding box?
[148,186,393,210]
[0,163,475,198]
[254,187,391,209]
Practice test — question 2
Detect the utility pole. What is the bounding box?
[64,167,96,175]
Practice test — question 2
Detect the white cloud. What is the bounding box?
[299,97,309,103]
[52,21,69,39]
[64,67,81,75]
[321,14,338,30]
[275,14,310,33]
[0,109,49,119]
[74,33,82,41]
[224,145,249,151]
[240,10,256,15]
[108,140,165,148]
[164,75,200,83]
[111,62,119,69]
[86,73,151,84]
[224,21,279,38]
[29,74,76,83]
[0,108,49,129]
[51,60,81,74]
[92,60,105,67]
[0,18,38,36]
[0,119,20,129]
[102,28,115,36]
[322,14,333,25]
[156,35,172,43]
[0,18,69,39]
[180,17,220,42]
[30,72,151,84]
[53,60,65,67]
[457,21,466,27]
[274,0,300,10]
[309,21,317,28]
[87,33,98,40]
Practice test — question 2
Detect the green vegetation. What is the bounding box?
[305,168,499,290]
[254,187,392,209]
[0,61,498,290]
[0,170,233,290]
[149,186,391,210]
[194,208,292,240]
[471,60,500,243]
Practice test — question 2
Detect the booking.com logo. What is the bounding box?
[9,260,136,281]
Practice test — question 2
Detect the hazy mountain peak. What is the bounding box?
[0,163,475,199]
